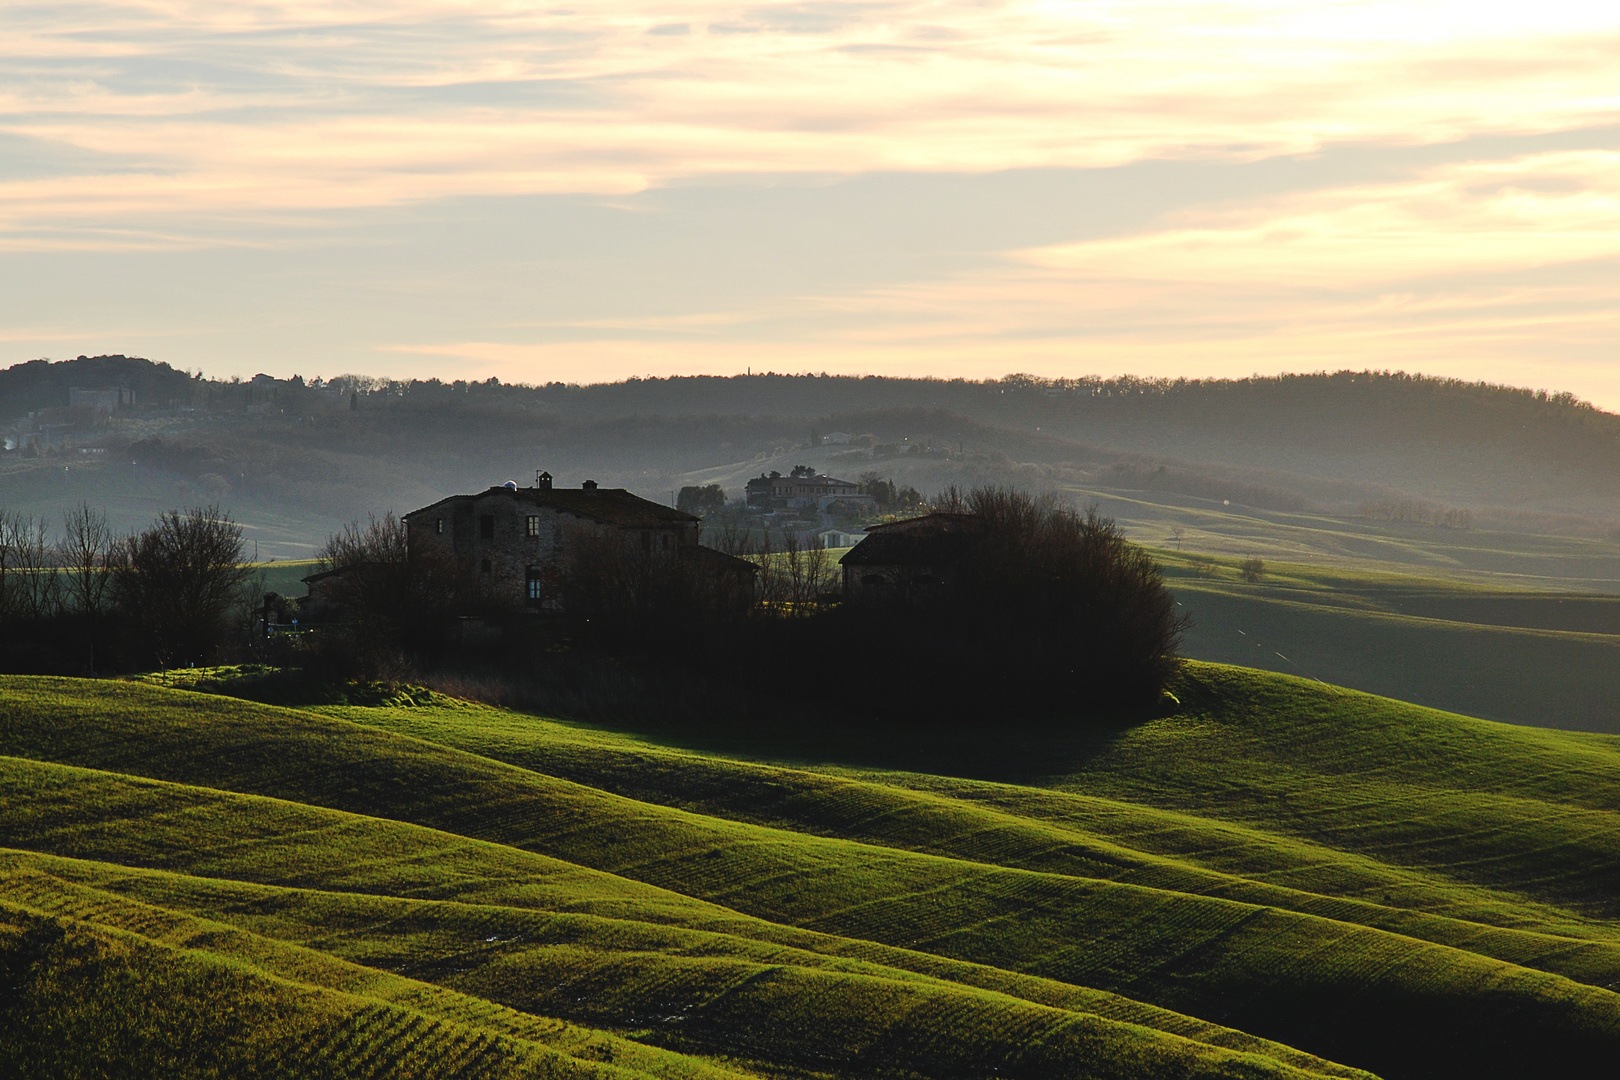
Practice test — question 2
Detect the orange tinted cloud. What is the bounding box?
[5,2,1620,231]
[1026,151,1620,286]
[6,2,1620,402]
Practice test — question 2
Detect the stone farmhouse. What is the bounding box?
[403,471,753,611]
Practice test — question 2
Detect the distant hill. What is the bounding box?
[5,360,1620,564]
[0,354,196,418]
[507,370,1620,518]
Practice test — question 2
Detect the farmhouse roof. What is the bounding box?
[404,485,697,529]
[680,543,760,576]
[839,513,981,567]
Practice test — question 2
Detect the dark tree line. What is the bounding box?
[0,483,1185,726]
[264,485,1187,726]
[0,503,254,674]
[856,472,926,511]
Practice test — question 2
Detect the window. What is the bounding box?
[526,516,540,538]
[435,517,443,535]
[480,558,491,575]
[662,533,671,550]
[642,531,652,553]
[552,524,563,550]
[480,514,494,540]
[526,566,543,604]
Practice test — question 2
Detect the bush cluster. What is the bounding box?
[563,486,1188,724]
[0,503,254,674]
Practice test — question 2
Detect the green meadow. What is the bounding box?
[4,668,1620,1079]
[1152,553,1620,732]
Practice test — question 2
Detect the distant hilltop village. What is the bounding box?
[0,355,320,452]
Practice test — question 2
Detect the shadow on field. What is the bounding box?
[418,652,1157,786]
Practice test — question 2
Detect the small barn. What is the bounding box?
[838,513,980,602]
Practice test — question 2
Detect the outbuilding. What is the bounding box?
[838,513,981,602]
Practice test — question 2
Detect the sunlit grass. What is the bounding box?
[3,670,1620,1078]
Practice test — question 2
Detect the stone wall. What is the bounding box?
[407,489,694,610]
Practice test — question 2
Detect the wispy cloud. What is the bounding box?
[4,2,1620,401]
[6,2,1620,231]
[1026,151,1620,286]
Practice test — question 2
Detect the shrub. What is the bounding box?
[676,484,727,516]
[1239,557,1266,584]
[728,487,1189,722]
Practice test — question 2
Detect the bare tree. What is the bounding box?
[704,520,756,559]
[56,502,115,672]
[0,512,60,622]
[752,528,782,609]
[314,510,464,632]
[60,501,114,617]
[319,511,404,567]
[769,532,831,613]
[112,505,253,666]
[0,508,19,622]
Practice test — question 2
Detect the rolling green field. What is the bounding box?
[4,668,1620,1079]
[1073,485,1620,590]
[1151,553,1620,733]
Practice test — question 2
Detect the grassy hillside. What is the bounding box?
[1143,550,1620,733]
[3,670,1620,1078]
[1063,483,1620,589]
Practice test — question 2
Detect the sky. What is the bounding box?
[3,2,1620,404]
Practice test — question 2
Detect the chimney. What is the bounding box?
[582,479,598,491]
[535,470,552,490]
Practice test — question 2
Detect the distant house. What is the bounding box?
[817,528,866,548]
[68,386,135,412]
[744,471,874,512]
[838,514,980,602]
[402,471,753,611]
